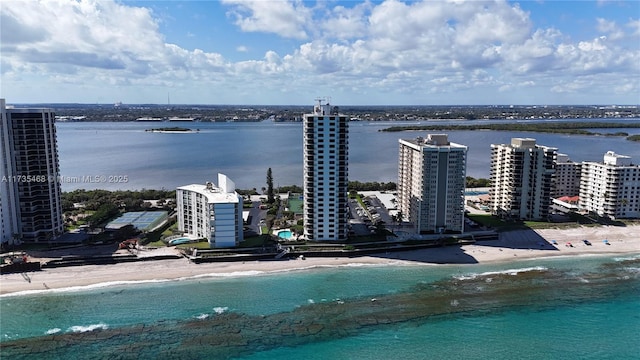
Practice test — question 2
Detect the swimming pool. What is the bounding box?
[276,230,294,240]
[168,237,193,245]
[465,190,489,196]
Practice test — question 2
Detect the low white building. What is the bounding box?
[177,173,244,248]
[579,151,640,219]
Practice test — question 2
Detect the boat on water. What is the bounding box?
[136,117,164,121]
[168,117,195,122]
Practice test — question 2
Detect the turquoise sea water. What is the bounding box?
[2,254,640,359]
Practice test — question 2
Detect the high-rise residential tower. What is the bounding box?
[579,151,640,219]
[303,99,349,241]
[552,153,582,198]
[398,134,467,234]
[489,138,556,220]
[177,173,244,248]
[1,99,64,246]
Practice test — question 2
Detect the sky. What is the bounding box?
[1,0,639,105]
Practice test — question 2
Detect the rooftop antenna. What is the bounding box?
[314,97,324,114]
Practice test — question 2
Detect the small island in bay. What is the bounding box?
[145,127,199,133]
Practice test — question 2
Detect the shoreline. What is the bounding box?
[1,225,639,296]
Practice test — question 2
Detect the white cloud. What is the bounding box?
[628,19,640,36]
[454,2,530,46]
[222,0,311,39]
[1,0,638,104]
[320,2,372,41]
[1,0,166,70]
[597,18,624,40]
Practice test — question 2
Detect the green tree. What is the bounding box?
[87,203,119,227]
[266,167,275,204]
[278,185,303,193]
[466,176,490,188]
[391,211,403,232]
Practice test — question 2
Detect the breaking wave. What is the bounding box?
[453,266,548,281]
[68,323,108,333]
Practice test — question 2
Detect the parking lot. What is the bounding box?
[349,194,394,236]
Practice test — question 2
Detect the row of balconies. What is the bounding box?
[14,148,48,155]
[305,155,348,161]
[304,125,348,133]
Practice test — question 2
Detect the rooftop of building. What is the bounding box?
[583,151,637,167]
[491,137,558,152]
[400,134,467,149]
[2,99,53,113]
[306,98,341,117]
[177,183,241,203]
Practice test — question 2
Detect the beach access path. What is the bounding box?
[1,225,639,296]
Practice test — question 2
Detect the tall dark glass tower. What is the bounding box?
[1,99,63,245]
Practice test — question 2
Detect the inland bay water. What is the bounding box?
[55,118,640,191]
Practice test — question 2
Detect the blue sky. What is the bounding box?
[1,0,639,105]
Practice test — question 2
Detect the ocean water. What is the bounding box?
[2,254,639,359]
[55,119,640,191]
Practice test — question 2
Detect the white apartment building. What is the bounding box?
[489,138,556,220]
[398,134,467,234]
[579,151,640,219]
[303,99,349,241]
[1,99,63,246]
[177,173,243,248]
[553,153,582,198]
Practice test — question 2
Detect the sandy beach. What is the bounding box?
[1,225,639,296]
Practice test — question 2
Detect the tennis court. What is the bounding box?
[106,211,168,231]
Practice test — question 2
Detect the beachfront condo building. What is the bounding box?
[303,99,349,241]
[579,151,640,219]
[0,99,63,246]
[398,134,467,234]
[489,138,556,221]
[177,173,244,248]
[552,153,582,198]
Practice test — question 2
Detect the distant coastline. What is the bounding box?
[380,121,640,142]
[30,102,639,123]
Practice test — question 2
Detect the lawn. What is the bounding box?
[466,214,509,228]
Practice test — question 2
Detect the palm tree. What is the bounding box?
[391,211,403,233]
